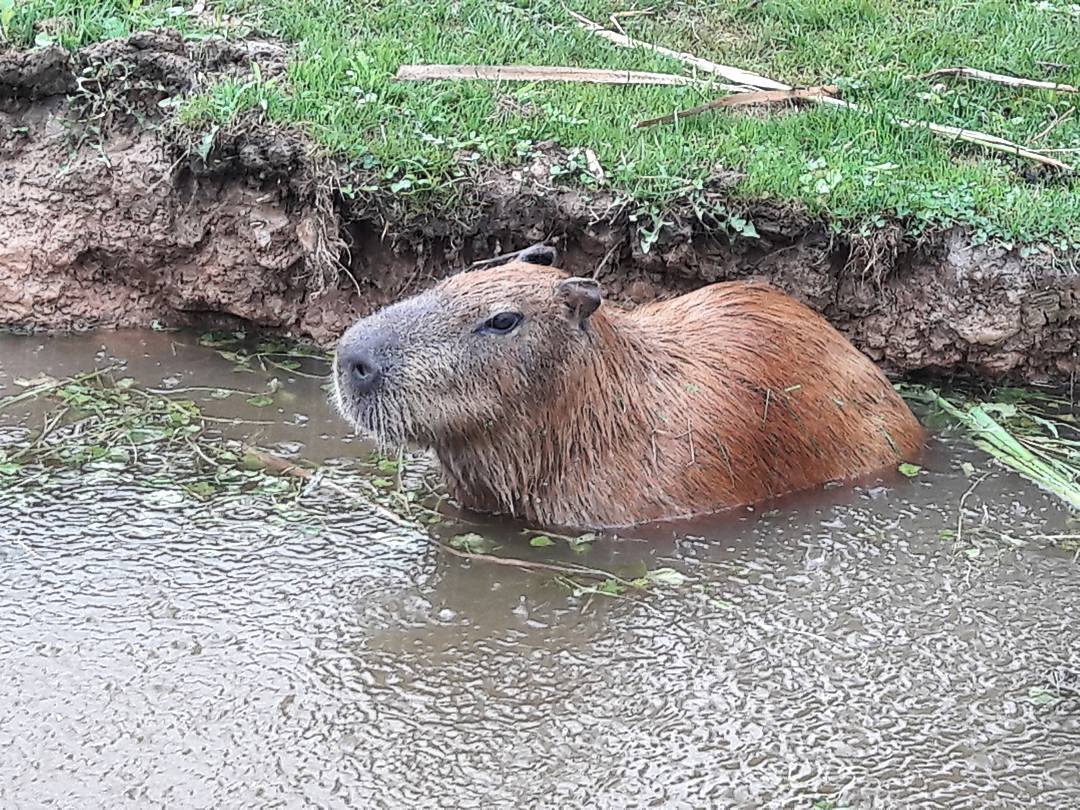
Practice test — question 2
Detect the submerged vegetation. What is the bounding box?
[0,365,305,502]
[0,359,689,599]
[3,0,1079,244]
[903,383,1080,513]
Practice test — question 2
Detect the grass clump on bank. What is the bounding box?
[6,0,1080,245]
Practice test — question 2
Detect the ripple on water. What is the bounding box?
[2,463,1078,808]
[1,340,1079,807]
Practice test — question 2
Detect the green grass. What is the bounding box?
[7,0,1080,244]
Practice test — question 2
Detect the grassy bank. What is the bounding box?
[5,0,1080,244]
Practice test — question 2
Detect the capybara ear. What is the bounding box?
[557,277,602,322]
[517,244,558,267]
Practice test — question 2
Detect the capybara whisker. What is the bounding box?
[333,244,924,528]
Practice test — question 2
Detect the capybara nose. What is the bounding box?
[341,346,382,394]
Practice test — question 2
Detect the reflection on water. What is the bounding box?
[1,330,1078,808]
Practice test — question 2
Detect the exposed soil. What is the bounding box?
[1,32,1077,382]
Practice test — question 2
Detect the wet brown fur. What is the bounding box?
[340,261,924,528]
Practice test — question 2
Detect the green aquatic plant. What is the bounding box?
[1,367,691,598]
[0,366,297,503]
[904,385,1080,510]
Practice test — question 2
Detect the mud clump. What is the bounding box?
[0,44,73,100]
[0,33,1077,383]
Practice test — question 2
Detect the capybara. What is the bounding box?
[333,244,924,528]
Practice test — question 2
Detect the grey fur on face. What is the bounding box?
[333,265,601,450]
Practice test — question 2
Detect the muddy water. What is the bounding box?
[1,330,1078,809]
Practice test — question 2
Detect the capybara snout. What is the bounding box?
[336,327,393,395]
[334,245,924,528]
[335,262,607,447]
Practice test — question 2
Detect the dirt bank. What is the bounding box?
[1,32,1077,383]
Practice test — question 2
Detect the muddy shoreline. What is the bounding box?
[2,32,1077,383]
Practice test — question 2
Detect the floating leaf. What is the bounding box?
[646,567,688,587]
[184,481,218,500]
[14,374,56,388]
[246,394,274,407]
[529,535,555,547]
[0,462,21,475]
[898,462,922,478]
[1027,686,1060,706]
[568,532,596,552]
[598,579,626,595]
[963,547,981,559]
[448,533,497,553]
[200,330,245,348]
[241,451,269,471]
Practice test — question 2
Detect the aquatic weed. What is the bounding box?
[902,383,1080,510]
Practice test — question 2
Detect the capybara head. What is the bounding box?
[333,245,603,447]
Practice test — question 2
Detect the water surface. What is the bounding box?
[1,330,1078,808]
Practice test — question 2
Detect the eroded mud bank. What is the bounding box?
[1,32,1077,382]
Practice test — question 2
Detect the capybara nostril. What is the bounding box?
[342,347,382,394]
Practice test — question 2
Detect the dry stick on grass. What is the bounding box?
[609,7,654,36]
[394,64,714,87]
[245,448,636,584]
[635,86,839,128]
[565,7,778,91]
[570,11,1074,172]
[923,66,1079,94]
[896,119,1073,171]
[1031,107,1075,144]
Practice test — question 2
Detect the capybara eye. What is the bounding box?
[478,311,524,335]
